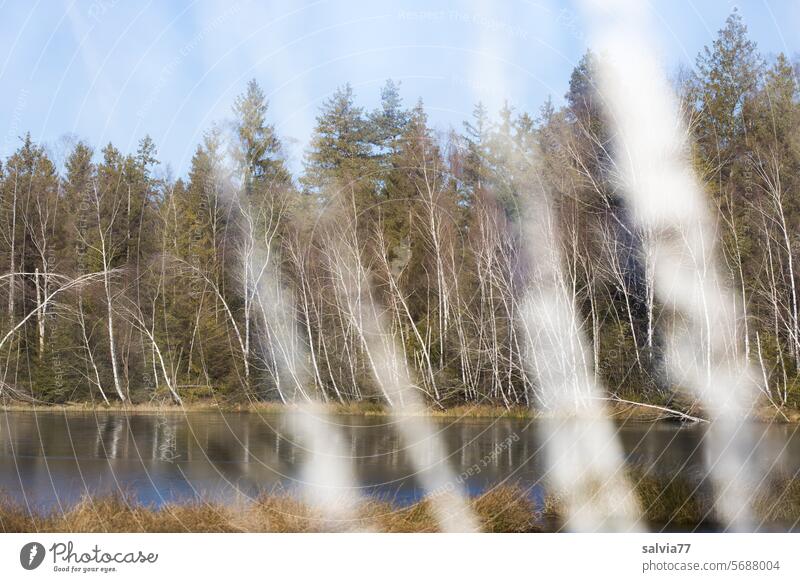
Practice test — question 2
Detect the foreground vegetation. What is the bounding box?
[4,468,800,532]
[1,11,799,411]
[0,486,538,533]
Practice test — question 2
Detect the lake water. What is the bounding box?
[2,410,799,517]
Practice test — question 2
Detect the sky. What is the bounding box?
[0,0,798,178]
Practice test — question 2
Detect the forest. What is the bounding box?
[1,12,798,412]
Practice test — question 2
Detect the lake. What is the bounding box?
[2,410,799,517]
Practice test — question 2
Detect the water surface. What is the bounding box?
[2,410,799,519]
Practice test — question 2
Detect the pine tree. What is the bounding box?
[302,84,375,200]
[691,9,763,173]
[461,102,491,199]
[370,79,410,161]
[232,79,290,193]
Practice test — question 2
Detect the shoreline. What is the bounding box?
[2,399,799,423]
[3,470,800,532]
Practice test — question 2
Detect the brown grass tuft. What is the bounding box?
[0,486,538,533]
[5,474,800,533]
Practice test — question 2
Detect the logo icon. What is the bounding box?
[20,542,46,570]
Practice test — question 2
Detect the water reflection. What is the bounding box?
[1,410,799,518]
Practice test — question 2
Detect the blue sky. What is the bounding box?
[1,0,798,177]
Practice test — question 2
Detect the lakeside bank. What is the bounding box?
[2,398,800,423]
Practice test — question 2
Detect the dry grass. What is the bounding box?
[0,399,719,421]
[510,471,800,531]
[0,399,533,418]
[753,474,800,523]
[0,486,539,533]
[472,485,540,532]
[631,472,714,527]
[627,470,800,529]
[4,474,800,533]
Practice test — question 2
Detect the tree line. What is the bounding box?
[1,12,798,409]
